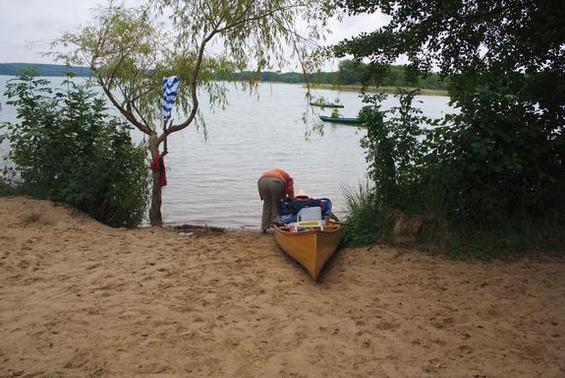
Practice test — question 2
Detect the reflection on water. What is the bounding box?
[0,77,452,228]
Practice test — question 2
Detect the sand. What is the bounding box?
[0,197,564,377]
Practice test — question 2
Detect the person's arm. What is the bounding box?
[286,178,294,200]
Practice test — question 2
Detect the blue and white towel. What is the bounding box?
[162,76,180,119]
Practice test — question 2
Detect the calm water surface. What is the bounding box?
[0,77,452,228]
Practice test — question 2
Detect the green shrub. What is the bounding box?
[341,90,437,247]
[0,176,21,196]
[359,90,435,212]
[341,183,389,247]
[0,70,149,227]
[437,220,565,260]
[348,88,564,256]
[435,85,565,227]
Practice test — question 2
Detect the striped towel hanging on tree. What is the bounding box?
[162,76,180,119]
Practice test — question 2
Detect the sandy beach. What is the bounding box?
[1,197,564,377]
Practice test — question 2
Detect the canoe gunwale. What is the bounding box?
[273,225,341,236]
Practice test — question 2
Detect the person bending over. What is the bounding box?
[257,168,294,232]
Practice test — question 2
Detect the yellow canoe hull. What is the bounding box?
[273,222,342,280]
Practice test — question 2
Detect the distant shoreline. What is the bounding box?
[0,63,448,97]
[303,83,449,97]
[1,63,449,96]
[0,63,93,78]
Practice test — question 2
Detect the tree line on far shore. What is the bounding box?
[224,61,448,90]
[0,61,447,91]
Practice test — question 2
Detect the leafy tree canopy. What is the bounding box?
[334,0,565,111]
[333,0,565,238]
[53,0,334,135]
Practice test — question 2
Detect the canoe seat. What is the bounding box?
[297,206,322,222]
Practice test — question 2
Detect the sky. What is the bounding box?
[0,0,391,71]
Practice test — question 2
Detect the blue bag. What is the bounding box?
[280,198,332,219]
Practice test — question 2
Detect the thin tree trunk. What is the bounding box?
[149,136,163,227]
[149,169,163,227]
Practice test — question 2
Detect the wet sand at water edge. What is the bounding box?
[1,197,564,377]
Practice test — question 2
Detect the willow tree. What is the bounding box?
[54,0,332,226]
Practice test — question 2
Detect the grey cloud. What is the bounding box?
[0,0,142,63]
[0,1,389,67]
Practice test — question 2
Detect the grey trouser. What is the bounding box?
[258,176,285,231]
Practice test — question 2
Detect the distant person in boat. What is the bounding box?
[258,168,295,233]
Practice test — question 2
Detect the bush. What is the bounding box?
[359,90,433,211]
[346,87,564,256]
[436,86,565,227]
[342,90,443,247]
[0,177,21,196]
[0,70,149,227]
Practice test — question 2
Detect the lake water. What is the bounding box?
[0,76,452,228]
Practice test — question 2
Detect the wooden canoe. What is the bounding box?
[319,115,363,125]
[273,221,342,280]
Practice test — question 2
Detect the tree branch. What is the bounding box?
[215,3,301,35]
[157,27,219,142]
[95,72,153,135]
[157,3,307,144]
[129,100,151,129]
[129,85,158,104]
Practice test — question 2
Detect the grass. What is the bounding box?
[436,221,565,260]
[341,183,390,247]
[0,179,22,196]
[341,184,565,259]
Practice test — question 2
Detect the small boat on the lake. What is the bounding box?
[319,115,363,125]
[309,101,344,108]
[273,219,342,280]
